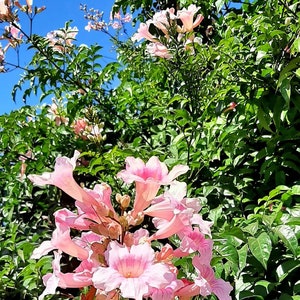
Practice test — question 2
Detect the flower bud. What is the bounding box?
[116,193,131,209]
[135,212,144,226]
[36,6,46,14]
[205,25,214,36]
[285,17,292,26]
[26,0,32,13]
[119,215,129,231]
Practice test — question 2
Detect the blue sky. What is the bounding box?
[0,0,129,115]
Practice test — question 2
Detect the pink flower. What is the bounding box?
[93,241,176,300]
[0,0,13,21]
[148,279,184,300]
[72,118,88,135]
[110,11,121,20]
[0,0,8,15]
[175,256,233,300]
[144,181,204,240]
[39,251,93,300]
[177,4,204,32]
[117,156,189,218]
[146,42,173,59]
[85,21,94,32]
[123,228,150,247]
[26,0,33,13]
[88,183,117,218]
[151,8,176,36]
[85,21,106,31]
[38,251,61,300]
[8,24,21,39]
[31,210,90,260]
[111,21,122,30]
[194,256,233,300]
[3,23,23,47]
[122,13,132,23]
[174,227,213,263]
[131,22,157,42]
[28,151,98,206]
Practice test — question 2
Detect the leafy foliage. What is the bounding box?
[0,0,299,299]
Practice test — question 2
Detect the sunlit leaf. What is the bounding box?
[274,225,298,256]
[249,232,272,269]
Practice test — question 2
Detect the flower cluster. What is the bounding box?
[109,10,132,30]
[0,23,23,71]
[46,102,69,126]
[72,118,106,143]
[0,0,15,22]
[132,4,204,59]
[0,0,45,71]
[0,43,8,72]
[81,4,132,32]
[29,152,232,300]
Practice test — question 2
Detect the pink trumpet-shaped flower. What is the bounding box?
[193,255,233,300]
[176,256,233,300]
[117,156,189,218]
[147,279,184,300]
[177,4,204,32]
[31,210,89,260]
[28,151,98,206]
[131,22,158,42]
[144,181,201,240]
[151,8,176,36]
[93,241,176,300]
[88,183,118,218]
[38,251,61,300]
[174,227,213,264]
[146,42,173,59]
[73,118,88,135]
[39,251,93,300]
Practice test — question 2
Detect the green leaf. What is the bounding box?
[291,185,300,195]
[218,243,239,274]
[291,37,300,54]
[257,107,273,133]
[215,0,225,12]
[256,50,267,63]
[242,222,259,236]
[274,225,298,256]
[276,259,300,282]
[254,280,275,298]
[277,57,300,88]
[238,244,248,272]
[280,78,291,107]
[249,232,272,269]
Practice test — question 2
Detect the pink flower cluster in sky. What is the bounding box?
[0,0,45,71]
[132,4,204,59]
[29,152,232,300]
[83,8,132,32]
[0,23,23,72]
